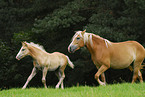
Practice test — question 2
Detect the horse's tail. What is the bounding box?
[143,49,145,70]
[140,64,145,70]
[141,47,145,70]
[144,48,145,58]
[66,56,74,69]
[128,64,145,72]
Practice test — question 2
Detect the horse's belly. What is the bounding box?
[110,58,133,69]
[48,64,59,71]
[47,59,65,71]
[110,63,130,69]
[110,48,135,69]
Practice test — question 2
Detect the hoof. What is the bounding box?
[55,85,59,89]
[100,82,106,86]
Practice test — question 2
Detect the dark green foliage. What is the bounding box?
[31,0,88,52]
[0,0,145,89]
[87,0,145,42]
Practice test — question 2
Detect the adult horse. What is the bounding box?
[16,42,74,89]
[68,29,145,85]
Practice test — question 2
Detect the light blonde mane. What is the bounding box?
[92,34,111,48]
[73,31,93,46]
[74,31,111,48]
[29,42,46,52]
[83,32,93,47]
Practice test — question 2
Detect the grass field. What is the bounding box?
[0,83,145,97]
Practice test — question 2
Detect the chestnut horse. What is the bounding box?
[16,42,74,89]
[68,30,145,85]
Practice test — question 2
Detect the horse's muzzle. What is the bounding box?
[68,45,78,53]
[16,55,22,60]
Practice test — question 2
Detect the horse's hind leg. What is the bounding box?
[55,71,65,89]
[42,67,48,88]
[55,65,66,89]
[132,61,143,83]
[55,71,64,88]
[101,73,106,84]
[138,70,143,83]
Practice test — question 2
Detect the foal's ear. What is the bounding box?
[82,29,86,35]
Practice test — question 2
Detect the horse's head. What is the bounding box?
[16,42,30,60]
[68,29,86,53]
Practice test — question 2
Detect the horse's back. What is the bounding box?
[51,52,67,59]
[120,41,144,57]
[49,52,67,65]
[110,41,144,69]
[127,41,145,60]
[112,41,144,55]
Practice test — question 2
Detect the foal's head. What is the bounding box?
[16,42,29,60]
[68,29,87,53]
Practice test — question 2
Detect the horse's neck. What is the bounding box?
[28,46,48,60]
[86,35,106,54]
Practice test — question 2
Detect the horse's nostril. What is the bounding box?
[68,46,74,53]
[68,45,77,53]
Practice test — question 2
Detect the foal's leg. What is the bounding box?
[61,81,64,89]
[95,65,109,85]
[138,70,143,83]
[42,67,48,88]
[22,67,37,89]
[55,71,64,89]
[55,65,66,89]
[55,71,65,89]
[55,71,60,79]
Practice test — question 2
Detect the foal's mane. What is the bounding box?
[29,42,46,52]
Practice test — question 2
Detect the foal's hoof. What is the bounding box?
[55,86,59,89]
[61,87,64,89]
[22,86,26,89]
[100,82,106,86]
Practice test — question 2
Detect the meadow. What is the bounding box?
[0,83,145,97]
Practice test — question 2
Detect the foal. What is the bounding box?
[16,42,74,89]
[68,30,145,85]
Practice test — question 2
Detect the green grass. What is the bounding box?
[1,83,145,97]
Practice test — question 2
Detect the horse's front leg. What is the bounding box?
[101,73,106,84]
[22,67,37,89]
[96,67,106,84]
[42,67,48,88]
[95,65,109,85]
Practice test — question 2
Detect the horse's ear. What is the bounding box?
[21,41,25,45]
[74,31,78,33]
[22,41,28,47]
[82,29,86,35]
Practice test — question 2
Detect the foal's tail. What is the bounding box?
[66,56,74,69]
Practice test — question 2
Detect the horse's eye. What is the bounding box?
[76,37,80,40]
[22,49,25,51]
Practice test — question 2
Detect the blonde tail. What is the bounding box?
[66,56,74,69]
[140,64,145,70]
